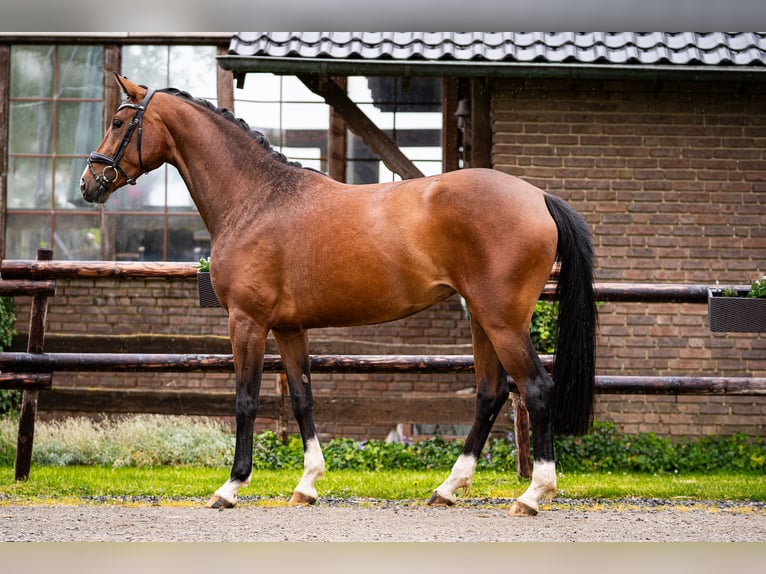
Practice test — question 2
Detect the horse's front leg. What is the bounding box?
[206,314,268,509]
[273,328,325,505]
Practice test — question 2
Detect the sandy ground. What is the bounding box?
[2,497,765,542]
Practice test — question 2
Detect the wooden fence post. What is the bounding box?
[511,392,531,480]
[275,373,289,443]
[14,248,52,481]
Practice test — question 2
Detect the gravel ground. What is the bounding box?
[2,497,765,542]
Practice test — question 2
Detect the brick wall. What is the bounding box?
[9,75,766,440]
[492,76,766,437]
[12,277,476,439]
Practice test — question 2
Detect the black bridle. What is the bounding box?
[86,86,156,189]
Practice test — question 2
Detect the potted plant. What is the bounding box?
[708,275,766,332]
[196,257,221,307]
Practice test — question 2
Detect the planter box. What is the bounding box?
[197,271,221,307]
[708,288,766,332]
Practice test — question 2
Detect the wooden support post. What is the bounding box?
[0,44,9,262]
[275,373,289,444]
[511,392,531,480]
[327,77,348,181]
[469,77,492,169]
[216,45,235,111]
[441,77,459,173]
[15,248,52,481]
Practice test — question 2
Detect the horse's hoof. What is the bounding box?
[289,491,317,506]
[205,494,236,509]
[508,500,538,516]
[428,492,455,507]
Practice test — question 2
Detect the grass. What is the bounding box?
[1,415,764,507]
[1,466,764,506]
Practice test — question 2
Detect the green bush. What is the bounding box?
[0,416,764,474]
[554,421,766,473]
[529,301,558,354]
[0,297,19,417]
[747,275,766,298]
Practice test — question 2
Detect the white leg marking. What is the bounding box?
[433,454,477,504]
[516,460,557,513]
[293,436,325,499]
[214,471,252,505]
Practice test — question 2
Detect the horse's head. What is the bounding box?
[80,74,164,204]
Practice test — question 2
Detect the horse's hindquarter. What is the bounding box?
[418,170,558,312]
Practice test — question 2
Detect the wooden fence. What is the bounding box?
[2,250,765,482]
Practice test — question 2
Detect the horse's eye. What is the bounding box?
[112,118,123,129]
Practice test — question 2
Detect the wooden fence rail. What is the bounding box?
[3,352,766,394]
[0,254,763,483]
[0,258,720,303]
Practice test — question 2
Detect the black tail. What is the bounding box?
[544,193,597,436]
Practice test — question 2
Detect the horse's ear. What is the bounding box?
[113,73,142,100]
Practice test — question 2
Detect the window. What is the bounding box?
[4,43,218,262]
[233,74,442,184]
[233,73,328,173]
[108,45,218,261]
[6,44,104,260]
[5,45,442,261]
[347,76,443,183]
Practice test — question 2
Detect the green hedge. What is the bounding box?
[555,421,766,473]
[0,297,19,417]
[1,415,764,474]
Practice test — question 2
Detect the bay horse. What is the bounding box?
[80,75,596,516]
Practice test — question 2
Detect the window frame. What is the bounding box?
[0,39,233,262]
[1,38,453,262]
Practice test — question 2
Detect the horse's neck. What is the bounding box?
[163,104,284,237]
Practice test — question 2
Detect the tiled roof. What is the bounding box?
[229,32,766,67]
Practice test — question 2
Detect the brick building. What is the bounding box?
[2,33,765,439]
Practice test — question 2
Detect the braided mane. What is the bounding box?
[158,87,303,168]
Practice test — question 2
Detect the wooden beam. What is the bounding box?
[0,352,486,374]
[0,280,56,297]
[328,77,347,181]
[101,44,124,261]
[4,349,766,395]
[9,333,473,356]
[297,75,424,180]
[0,259,197,279]
[441,77,459,173]
[216,45,234,110]
[0,373,52,391]
[0,43,10,261]
[0,259,717,304]
[469,77,492,168]
[511,393,531,479]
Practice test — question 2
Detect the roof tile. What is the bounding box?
[229,32,766,67]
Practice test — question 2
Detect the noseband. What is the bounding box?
[87,86,156,188]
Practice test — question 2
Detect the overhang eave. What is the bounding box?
[218,55,766,81]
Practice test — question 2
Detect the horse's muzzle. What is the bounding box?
[80,177,111,204]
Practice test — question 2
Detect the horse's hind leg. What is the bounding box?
[272,328,325,505]
[449,318,557,516]
[503,337,557,517]
[430,317,509,506]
